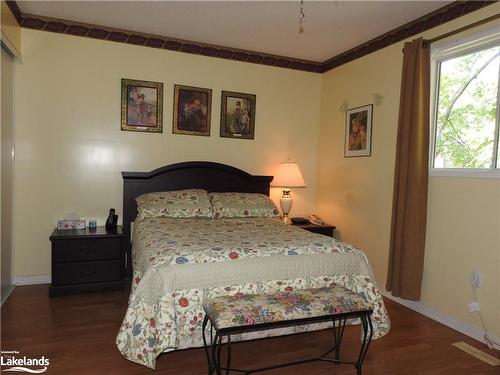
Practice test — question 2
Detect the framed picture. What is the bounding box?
[220,91,256,140]
[173,84,212,136]
[344,104,373,157]
[121,78,163,133]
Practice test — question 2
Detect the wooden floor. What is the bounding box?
[1,285,499,374]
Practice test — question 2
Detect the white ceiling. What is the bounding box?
[18,1,451,62]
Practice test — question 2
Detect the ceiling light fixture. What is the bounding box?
[299,0,305,34]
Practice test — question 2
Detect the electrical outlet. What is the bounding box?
[467,302,480,313]
[471,271,482,288]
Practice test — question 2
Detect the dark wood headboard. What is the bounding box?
[121,161,273,276]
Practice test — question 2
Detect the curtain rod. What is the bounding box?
[424,13,500,45]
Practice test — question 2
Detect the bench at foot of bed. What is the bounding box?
[202,286,374,375]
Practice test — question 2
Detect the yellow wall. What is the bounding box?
[423,177,499,335]
[0,0,21,58]
[12,3,500,338]
[317,3,500,337]
[14,29,322,277]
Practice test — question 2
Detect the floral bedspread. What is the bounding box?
[116,217,390,369]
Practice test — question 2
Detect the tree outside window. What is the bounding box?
[433,44,499,169]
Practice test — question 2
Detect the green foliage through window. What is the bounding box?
[434,44,499,169]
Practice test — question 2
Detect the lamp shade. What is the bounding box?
[271,162,306,188]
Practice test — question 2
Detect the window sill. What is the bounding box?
[429,169,500,179]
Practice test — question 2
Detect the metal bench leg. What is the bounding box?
[215,333,223,375]
[202,316,215,375]
[332,317,339,364]
[203,318,232,375]
[208,330,221,375]
[355,313,373,375]
[332,316,347,365]
[225,334,232,375]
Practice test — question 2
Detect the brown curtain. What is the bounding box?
[386,38,430,301]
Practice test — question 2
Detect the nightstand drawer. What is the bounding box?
[52,260,121,285]
[53,238,121,263]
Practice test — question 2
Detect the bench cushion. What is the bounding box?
[203,287,372,330]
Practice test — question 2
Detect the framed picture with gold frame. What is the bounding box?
[220,91,256,140]
[344,104,373,157]
[121,78,163,133]
[173,84,212,136]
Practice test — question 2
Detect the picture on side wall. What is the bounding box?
[220,91,256,140]
[173,84,212,136]
[121,78,163,133]
[344,104,373,157]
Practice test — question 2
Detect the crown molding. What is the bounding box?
[8,1,496,73]
[322,0,496,71]
[5,0,22,25]
[19,12,323,73]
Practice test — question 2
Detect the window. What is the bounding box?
[430,29,500,177]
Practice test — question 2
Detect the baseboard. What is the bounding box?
[12,275,51,286]
[381,290,500,351]
[1,285,15,306]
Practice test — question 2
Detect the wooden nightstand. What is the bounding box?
[292,222,336,237]
[49,226,125,297]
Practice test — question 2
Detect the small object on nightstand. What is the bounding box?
[89,220,97,230]
[305,214,323,226]
[292,221,336,237]
[57,212,86,230]
[105,208,118,231]
[49,226,125,297]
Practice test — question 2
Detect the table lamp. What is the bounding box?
[271,162,306,224]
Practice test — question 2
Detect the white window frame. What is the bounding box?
[429,26,500,179]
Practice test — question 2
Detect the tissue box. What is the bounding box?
[57,219,86,230]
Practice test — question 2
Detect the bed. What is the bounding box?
[116,161,390,369]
